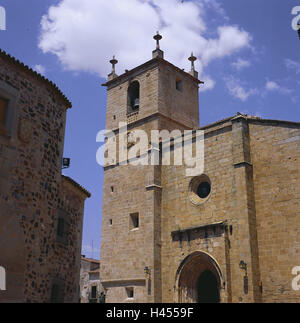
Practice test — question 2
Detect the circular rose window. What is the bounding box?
[189,174,211,205]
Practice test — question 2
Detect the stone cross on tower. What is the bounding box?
[152,32,164,59]
[108,55,118,81]
[188,52,198,79]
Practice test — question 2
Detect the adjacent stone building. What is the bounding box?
[80,256,103,303]
[0,49,90,303]
[100,34,300,303]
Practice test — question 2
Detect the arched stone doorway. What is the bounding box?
[175,251,224,303]
[197,270,220,303]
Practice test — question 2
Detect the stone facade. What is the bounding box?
[0,49,90,303]
[80,256,103,303]
[100,47,300,303]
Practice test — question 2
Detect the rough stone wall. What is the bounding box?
[158,62,199,130]
[100,58,200,303]
[160,117,300,303]
[100,162,158,303]
[105,59,199,132]
[249,121,300,302]
[0,54,87,303]
[105,63,159,131]
[160,120,236,303]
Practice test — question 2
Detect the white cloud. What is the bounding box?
[231,58,250,71]
[265,80,279,91]
[285,58,300,74]
[38,0,251,81]
[34,64,46,75]
[224,76,257,101]
[200,26,251,66]
[199,75,215,92]
[203,0,228,20]
[265,80,292,95]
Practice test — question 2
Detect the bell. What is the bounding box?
[133,98,139,110]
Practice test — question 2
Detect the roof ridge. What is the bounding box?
[0,48,72,109]
[62,175,91,198]
[198,113,300,130]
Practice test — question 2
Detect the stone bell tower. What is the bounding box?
[99,33,202,303]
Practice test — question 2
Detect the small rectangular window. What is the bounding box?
[91,286,97,299]
[50,278,65,303]
[126,287,134,299]
[176,80,183,92]
[129,213,139,230]
[109,219,113,226]
[0,80,19,139]
[56,209,69,245]
[0,97,8,134]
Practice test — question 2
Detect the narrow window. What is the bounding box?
[50,278,65,303]
[0,96,8,135]
[91,286,97,300]
[126,287,134,299]
[130,213,139,230]
[50,284,60,303]
[127,81,140,113]
[56,209,69,245]
[109,219,113,226]
[57,218,65,238]
[176,80,183,92]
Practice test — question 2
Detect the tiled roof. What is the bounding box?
[62,175,91,198]
[81,256,100,263]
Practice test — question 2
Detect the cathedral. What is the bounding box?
[99,33,300,303]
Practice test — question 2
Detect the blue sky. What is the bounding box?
[0,0,299,259]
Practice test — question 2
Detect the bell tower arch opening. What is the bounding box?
[175,251,223,303]
[127,80,140,114]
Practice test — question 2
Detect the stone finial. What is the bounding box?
[108,55,118,81]
[188,52,198,79]
[152,31,164,59]
[154,31,162,49]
